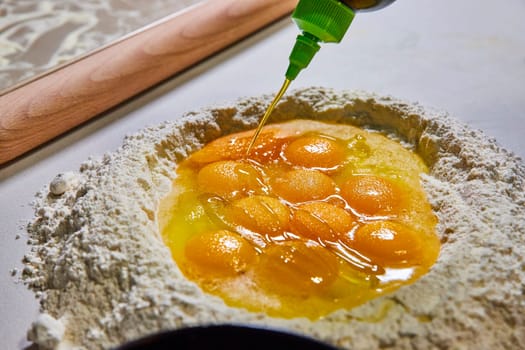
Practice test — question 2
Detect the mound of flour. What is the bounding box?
[22,88,525,349]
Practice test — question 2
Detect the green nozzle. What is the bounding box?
[286,33,320,80]
[285,0,355,81]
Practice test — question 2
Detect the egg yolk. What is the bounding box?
[197,160,264,200]
[226,195,290,238]
[341,175,401,216]
[271,168,337,203]
[185,230,257,277]
[290,202,356,242]
[256,241,339,296]
[160,119,440,320]
[283,134,346,170]
[187,128,289,165]
[349,221,423,267]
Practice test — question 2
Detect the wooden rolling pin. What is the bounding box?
[0,0,298,165]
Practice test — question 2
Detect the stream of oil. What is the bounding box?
[246,78,291,154]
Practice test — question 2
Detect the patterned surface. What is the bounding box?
[0,0,203,92]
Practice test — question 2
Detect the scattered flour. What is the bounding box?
[49,172,80,196]
[27,313,65,349]
[22,88,525,349]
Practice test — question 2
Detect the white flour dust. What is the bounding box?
[21,88,525,349]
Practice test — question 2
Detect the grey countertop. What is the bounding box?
[1,0,524,348]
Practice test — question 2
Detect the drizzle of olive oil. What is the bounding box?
[246,78,291,155]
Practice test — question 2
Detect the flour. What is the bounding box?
[22,87,525,349]
[27,313,65,349]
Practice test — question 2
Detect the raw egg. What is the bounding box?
[185,229,258,277]
[283,134,347,170]
[340,175,401,216]
[159,119,440,319]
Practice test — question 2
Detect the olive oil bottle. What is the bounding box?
[247,0,396,153]
[341,0,396,12]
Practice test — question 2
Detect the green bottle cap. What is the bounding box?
[285,0,355,81]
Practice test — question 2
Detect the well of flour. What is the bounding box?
[159,119,441,320]
[21,88,525,350]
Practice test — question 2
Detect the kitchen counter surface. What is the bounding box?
[1,0,524,348]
